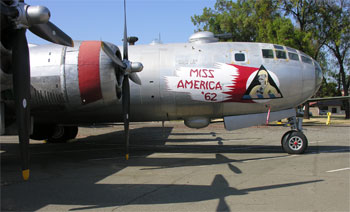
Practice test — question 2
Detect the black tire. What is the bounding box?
[30,124,55,140]
[47,126,78,143]
[66,126,78,140]
[281,131,308,154]
[281,130,296,149]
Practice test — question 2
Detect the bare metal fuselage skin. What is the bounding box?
[26,40,322,125]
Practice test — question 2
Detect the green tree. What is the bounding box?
[255,0,297,47]
[279,0,323,58]
[192,0,260,42]
[318,0,350,118]
[192,0,301,47]
[256,16,297,47]
[278,0,349,118]
[316,80,340,98]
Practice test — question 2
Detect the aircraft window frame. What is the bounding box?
[273,45,284,50]
[286,47,297,53]
[314,61,323,84]
[315,61,322,72]
[276,50,287,59]
[288,52,299,61]
[234,53,246,62]
[301,55,313,64]
[262,49,274,59]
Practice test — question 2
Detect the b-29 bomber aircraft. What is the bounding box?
[1,0,322,180]
[2,32,323,151]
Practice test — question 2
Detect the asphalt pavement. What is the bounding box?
[1,121,349,211]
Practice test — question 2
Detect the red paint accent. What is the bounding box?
[189,69,214,78]
[78,41,103,104]
[223,64,258,103]
[176,79,222,91]
[266,106,271,125]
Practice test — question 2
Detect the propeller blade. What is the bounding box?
[11,29,31,181]
[123,0,128,60]
[115,74,123,99]
[29,21,74,47]
[116,86,122,99]
[101,42,126,69]
[129,73,141,85]
[122,75,130,160]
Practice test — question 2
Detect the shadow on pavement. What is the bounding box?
[0,125,342,211]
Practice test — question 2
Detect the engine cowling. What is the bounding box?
[29,41,120,112]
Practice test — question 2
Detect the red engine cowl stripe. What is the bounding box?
[78,41,103,105]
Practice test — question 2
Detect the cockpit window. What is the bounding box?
[276,50,287,59]
[288,52,299,61]
[301,55,312,64]
[274,45,284,50]
[234,53,245,62]
[286,47,297,53]
[315,61,322,72]
[314,61,323,86]
[262,49,274,58]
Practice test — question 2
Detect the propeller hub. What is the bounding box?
[130,62,143,73]
[14,3,50,29]
[26,5,50,25]
[122,60,143,74]
[122,59,132,75]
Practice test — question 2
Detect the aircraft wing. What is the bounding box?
[306,96,350,102]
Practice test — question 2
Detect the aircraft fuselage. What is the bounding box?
[25,39,321,126]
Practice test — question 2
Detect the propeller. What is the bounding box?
[1,0,74,47]
[1,0,73,180]
[29,22,74,47]
[101,0,143,160]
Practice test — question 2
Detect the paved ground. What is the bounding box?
[1,121,349,211]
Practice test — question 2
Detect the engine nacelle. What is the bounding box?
[29,41,120,112]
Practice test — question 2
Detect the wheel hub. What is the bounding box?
[288,136,303,150]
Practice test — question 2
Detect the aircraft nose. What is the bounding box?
[314,61,323,93]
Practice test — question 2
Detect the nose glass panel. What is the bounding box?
[314,61,323,92]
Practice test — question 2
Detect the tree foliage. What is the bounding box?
[316,80,341,98]
[191,0,259,42]
[315,0,350,118]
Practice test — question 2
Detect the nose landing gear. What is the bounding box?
[281,117,308,154]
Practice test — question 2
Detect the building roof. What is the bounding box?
[315,100,344,107]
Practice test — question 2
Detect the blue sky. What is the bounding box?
[26,0,216,46]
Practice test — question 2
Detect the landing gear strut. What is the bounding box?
[281,117,308,154]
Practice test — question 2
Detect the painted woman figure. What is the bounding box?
[243,65,282,99]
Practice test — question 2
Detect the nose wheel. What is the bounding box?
[281,130,308,154]
[281,117,308,154]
